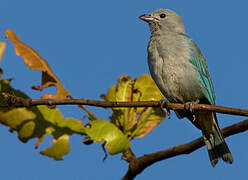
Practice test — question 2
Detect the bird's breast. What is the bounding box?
[148,38,204,103]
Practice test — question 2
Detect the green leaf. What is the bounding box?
[85,120,130,155]
[36,106,85,136]
[115,75,133,102]
[40,134,70,160]
[0,107,35,130]
[132,73,166,137]
[105,75,137,132]
[0,79,85,160]
[134,73,164,101]
[103,73,166,138]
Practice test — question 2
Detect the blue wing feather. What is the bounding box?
[180,34,216,104]
[190,54,215,104]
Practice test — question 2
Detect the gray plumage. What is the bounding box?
[140,9,233,166]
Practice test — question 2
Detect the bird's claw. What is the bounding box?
[184,102,194,113]
[159,100,171,119]
[192,114,196,122]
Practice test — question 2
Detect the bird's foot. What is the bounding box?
[184,100,199,113]
[159,100,171,119]
[184,100,199,122]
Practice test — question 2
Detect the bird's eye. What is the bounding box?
[160,13,166,18]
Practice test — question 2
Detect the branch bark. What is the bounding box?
[2,93,248,117]
[122,119,248,180]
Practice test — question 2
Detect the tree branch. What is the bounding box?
[122,119,248,180]
[2,93,248,117]
[2,93,248,180]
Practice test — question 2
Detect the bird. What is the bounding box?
[139,9,233,167]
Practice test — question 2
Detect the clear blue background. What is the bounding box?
[0,0,247,179]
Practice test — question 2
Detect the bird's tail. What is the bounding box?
[197,111,233,167]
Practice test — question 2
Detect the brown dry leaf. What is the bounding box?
[5,29,70,99]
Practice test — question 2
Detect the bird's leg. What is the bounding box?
[159,100,171,119]
[184,100,200,122]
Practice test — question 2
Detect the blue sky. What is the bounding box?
[1,0,248,179]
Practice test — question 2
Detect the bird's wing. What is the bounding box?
[180,34,216,104]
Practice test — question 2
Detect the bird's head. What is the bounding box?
[139,9,186,34]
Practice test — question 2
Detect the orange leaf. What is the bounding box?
[5,29,70,99]
[0,42,6,61]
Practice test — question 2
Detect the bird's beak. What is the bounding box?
[139,14,154,22]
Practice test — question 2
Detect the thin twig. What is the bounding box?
[77,104,98,120]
